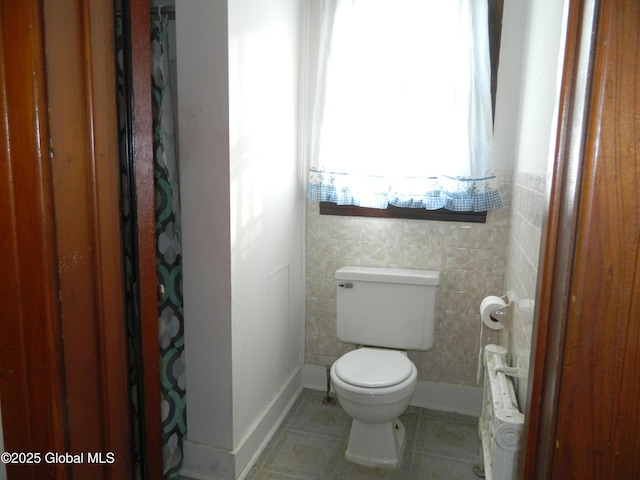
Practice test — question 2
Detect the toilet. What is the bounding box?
[330,266,440,468]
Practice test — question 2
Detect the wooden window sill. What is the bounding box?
[319,202,487,223]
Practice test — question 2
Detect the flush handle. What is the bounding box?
[338,282,353,288]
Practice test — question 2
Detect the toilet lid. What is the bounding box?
[334,349,414,388]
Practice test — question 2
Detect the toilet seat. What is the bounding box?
[334,348,413,388]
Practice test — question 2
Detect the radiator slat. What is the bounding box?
[478,344,524,480]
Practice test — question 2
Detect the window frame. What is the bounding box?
[320,202,487,223]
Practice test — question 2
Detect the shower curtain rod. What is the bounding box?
[151,5,175,18]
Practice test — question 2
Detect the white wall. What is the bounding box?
[492,0,528,172]
[516,0,568,175]
[228,0,304,447]
[494,0,568,175]
[498,0,568,408]
[177,0,304,478]
[178,0,234,453]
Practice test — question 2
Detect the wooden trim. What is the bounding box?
[85,1,134,477]
[0,2,69,479]
[43,0,132,477]
[320,202,487,223]
[523,0,600,477]
[2,1,162,477]
[522,0,585,471]
[551,0,640,476]
[129,0,164,477]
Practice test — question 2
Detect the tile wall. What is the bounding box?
[501,170,547,408]
[305,170,513,387]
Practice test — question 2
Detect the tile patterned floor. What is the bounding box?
[244,389,483,480]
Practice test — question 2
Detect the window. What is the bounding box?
[304,0,503,218]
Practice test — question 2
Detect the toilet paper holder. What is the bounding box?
[489,295,514,326]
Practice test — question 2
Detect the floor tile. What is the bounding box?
[287,394,352,440]
[183,389,484,480]
[257,430,345,480]
[415,411,481,463]
[327,443,413,480]
[409,452,481,480]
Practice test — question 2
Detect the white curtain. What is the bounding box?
[305,0,502,212]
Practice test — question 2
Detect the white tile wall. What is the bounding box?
[501,171,547,408]
[305,170,513,387]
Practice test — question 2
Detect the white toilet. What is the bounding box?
[330,266,440,468]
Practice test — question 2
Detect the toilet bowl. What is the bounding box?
[330,348,418,468]
[331,266,439,468]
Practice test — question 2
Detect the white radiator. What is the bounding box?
[478,344,524,480]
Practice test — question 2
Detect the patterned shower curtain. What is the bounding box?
[151,15,186,480]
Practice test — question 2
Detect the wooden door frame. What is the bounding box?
[0,0,160,478]
[523,0,600,476]
[43,0,133,478]
[525,0,640,477]
[0,3,69,477]
[125,0,164,477]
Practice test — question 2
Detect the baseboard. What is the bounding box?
[181,439,235,480]
[181,368,302,480]
[235,369,302,479]
[302,363,482,417]
[411,379,482,416]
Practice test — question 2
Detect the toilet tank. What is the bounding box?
[335,266,440,351]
